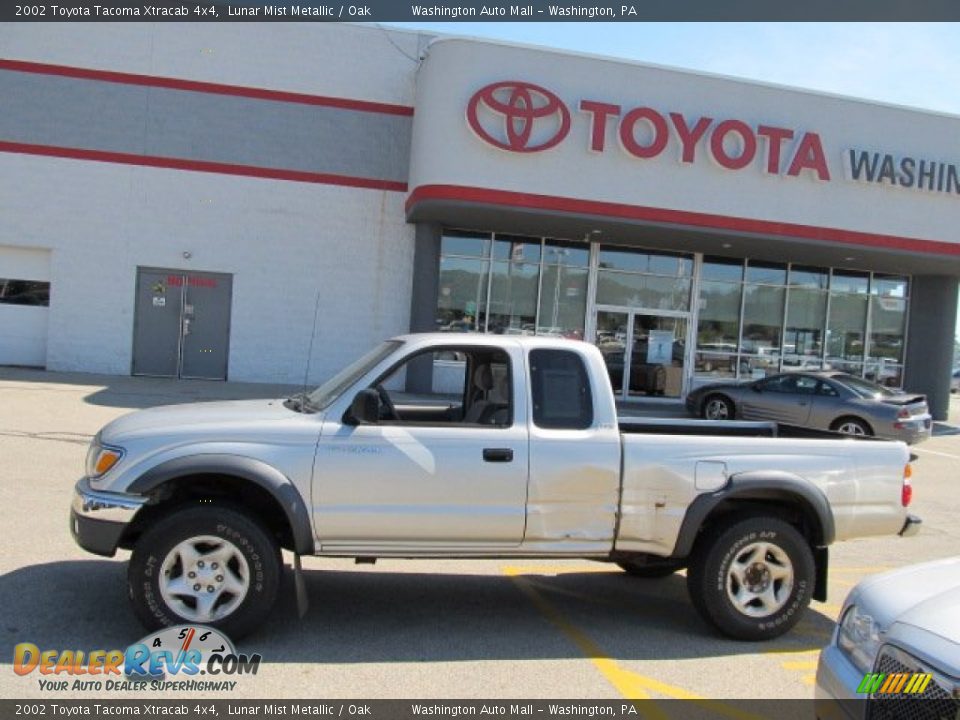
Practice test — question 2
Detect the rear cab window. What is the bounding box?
[529,349,593,430]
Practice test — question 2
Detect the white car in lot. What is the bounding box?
[815,557,960,719]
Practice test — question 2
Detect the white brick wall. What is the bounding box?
[0,23,422,382]
[0,152,415,383]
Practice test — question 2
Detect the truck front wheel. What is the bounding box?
[686,515,814,641]
[127,506,281,640]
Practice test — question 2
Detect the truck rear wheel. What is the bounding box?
[686,515,814,641]
[127,506,281,640]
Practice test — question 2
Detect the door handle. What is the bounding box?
[483,448,513,463]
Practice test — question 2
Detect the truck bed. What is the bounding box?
[617,416,881,440]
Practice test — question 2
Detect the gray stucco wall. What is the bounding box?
[903,275,958,421]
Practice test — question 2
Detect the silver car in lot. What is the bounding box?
[815,557,960,720]
[685,371,932,444]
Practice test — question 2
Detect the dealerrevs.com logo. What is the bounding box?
[13,625,260,693]
[466,81,571,153]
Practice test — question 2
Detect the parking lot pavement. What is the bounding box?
[1,368,958,702]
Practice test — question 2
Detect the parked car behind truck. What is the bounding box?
[71,335,920,641]
[686,371,932,444]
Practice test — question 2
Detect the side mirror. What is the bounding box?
[345,388,380,425]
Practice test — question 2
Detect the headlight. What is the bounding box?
[85,439,124,478]
[837,604,882,673]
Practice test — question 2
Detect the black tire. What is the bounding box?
[128,505,281,640]
[686,515,815,641]
[701,394,735,421]
[617,560,680,578]
[830,417,873,437]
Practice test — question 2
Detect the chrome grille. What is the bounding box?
[866,645,958,720]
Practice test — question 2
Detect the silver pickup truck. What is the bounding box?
[70,334,920,641]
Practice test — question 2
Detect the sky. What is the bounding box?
[382,22,960,337]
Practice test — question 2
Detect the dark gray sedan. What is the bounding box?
[685,371,932,444]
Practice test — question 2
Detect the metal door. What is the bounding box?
[132,269,183,377]
[180,273,232,380]
[132,268,232,380]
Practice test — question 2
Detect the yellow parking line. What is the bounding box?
[801,674,817,686]
[503,568,767,720]
[763,647,820,656]
[501,564,619,575]
[504,570,653,702]
[782,660,819,670]
[815,603,842,615]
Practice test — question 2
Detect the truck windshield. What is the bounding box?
[307,341,403,410]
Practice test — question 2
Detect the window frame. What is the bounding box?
[366,345,515,429]
[529,348,595,431]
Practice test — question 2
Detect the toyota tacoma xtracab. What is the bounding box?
[71,335,920,640]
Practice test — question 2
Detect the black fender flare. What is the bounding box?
[670,470,835,561]
[128,454,315,555]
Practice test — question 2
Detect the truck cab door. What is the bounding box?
[312,346,529,551]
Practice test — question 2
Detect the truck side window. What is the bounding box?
[530,349,593,430]
[371,347,512,427]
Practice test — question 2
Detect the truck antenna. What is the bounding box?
[302,288,323,399]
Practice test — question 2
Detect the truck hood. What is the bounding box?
[850,556,960,640]
[100,399,299,443]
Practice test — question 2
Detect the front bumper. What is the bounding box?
[815,645,868,720]
[70,478,148,557]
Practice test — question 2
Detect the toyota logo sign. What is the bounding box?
[466,81,571,153]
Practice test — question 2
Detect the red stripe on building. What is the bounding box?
[0,141,408,192]
[406,184,960,257]
[0,58,415,116]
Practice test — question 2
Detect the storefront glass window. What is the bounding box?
[492,234,542,263]
[596,272,691,311]
[539,240,589,339]
[695,268,742,380]
[488,260,539,334]
[745,261,787,285]
[440,230,490,258]
[741,285,785,376]
[598,247,693,276]
[789,265,829,290]
[826,270,869,375]
[784,288,827,367]
[700,257,744,283]
[596,245,692,311]
[436,255,488,332]
[867,275,909,387]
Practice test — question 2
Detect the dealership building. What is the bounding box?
[2,23,959,417]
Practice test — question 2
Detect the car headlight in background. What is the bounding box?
[85,438,124,478]
[837,604,883,672]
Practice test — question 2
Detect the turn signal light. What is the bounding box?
[95,450,122,475]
